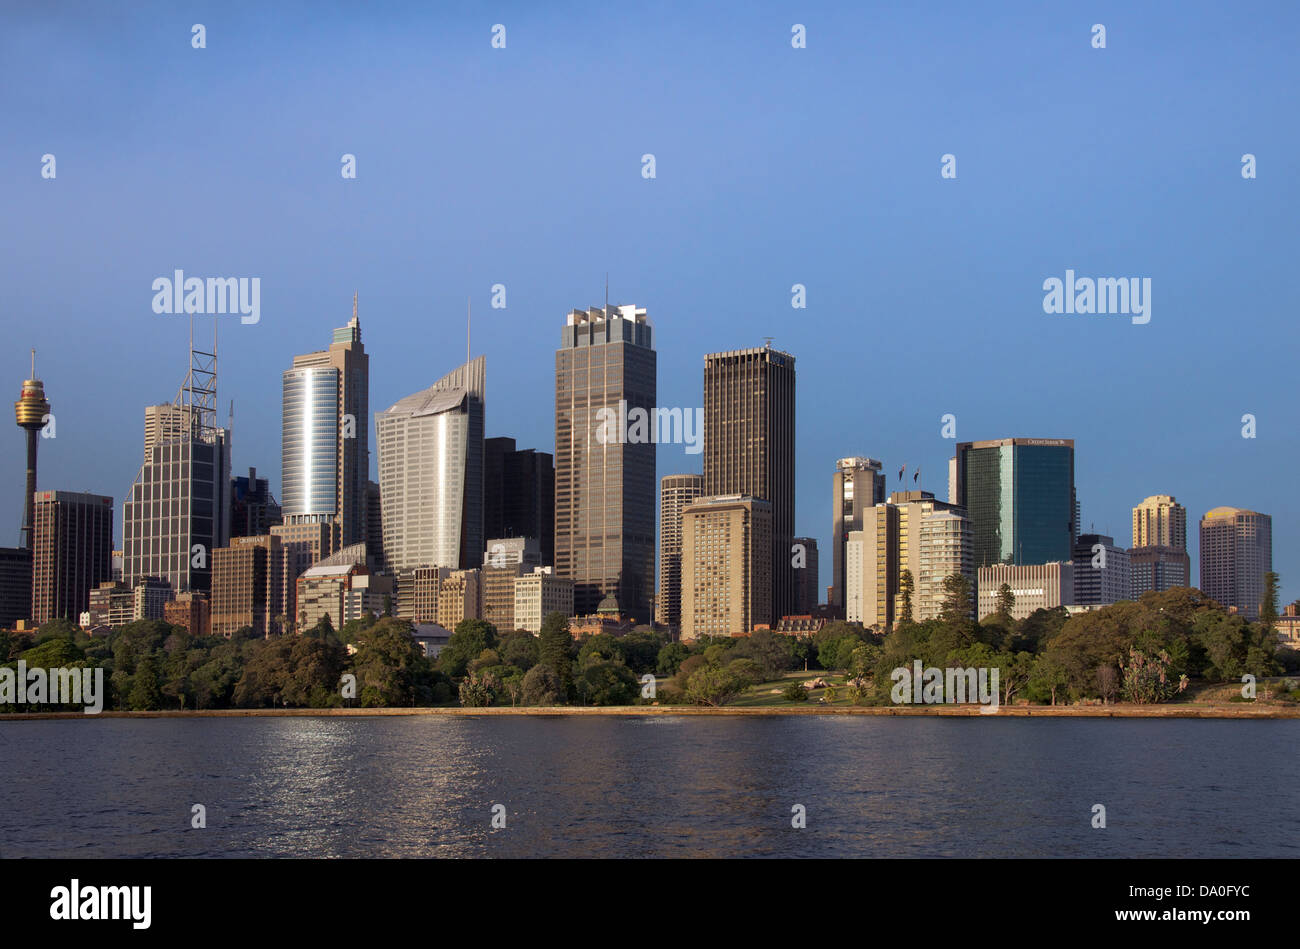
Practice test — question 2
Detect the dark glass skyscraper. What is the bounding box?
[555,304,656,620]
[703,345,796,622]
[952,438,1075,568]
[484,436,555,567]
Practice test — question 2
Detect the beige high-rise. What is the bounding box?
[1199,507,1272,619]
[680,495,772,640]
[845,491,972,629]
[1132,495,1187,549]
[210,534,285,638]
[1129,495,1191,597]
[657,473,704,629]
[830,457,885,610]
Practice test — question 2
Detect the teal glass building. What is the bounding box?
[952,438,1075,568]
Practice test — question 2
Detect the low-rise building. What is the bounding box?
[977,562,1073,621]
[514,566,574,634]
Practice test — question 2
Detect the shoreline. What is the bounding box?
[1,704,1296,720]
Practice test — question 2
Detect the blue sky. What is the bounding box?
[2,1,1297,603]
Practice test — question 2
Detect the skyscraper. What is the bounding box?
[484,436,555,567]
[792,536,820,614]
[210,534,285,638]
[1199,507,1272,619]
[703,345,796,622]
[123,336,231,595]
[555,304,656,620]
[680,495,772,639]
[844,490,972,628]
[1073,533,1131,606]
[1128,494,1190,597]
[30,491,113,625]
[376,356,485,573]
[657,473,704,629]
[282,300,369,553]
[951,438,1075,569]
[830,457,886,610]
[1133,494,1187,549]
[231,467,282,538]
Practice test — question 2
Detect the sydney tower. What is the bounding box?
[14,351,50,550]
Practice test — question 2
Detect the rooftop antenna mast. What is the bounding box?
[467,297,471,367]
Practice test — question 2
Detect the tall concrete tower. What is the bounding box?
[14,350,50,551]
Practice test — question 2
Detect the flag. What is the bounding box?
[898,464,905,482]
[913,466,920,484]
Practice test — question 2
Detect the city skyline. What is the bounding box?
[3,2,1296,606]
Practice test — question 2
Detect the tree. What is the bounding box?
[1028,652,1070,706]
[1259,572,1280,635]
[576,660,639,706]
[127,656,163,710]
[459,672,498,707]
[499,630,540,671]
[898,569,915,626]
[684,663,749,707]
[438,619,499,678]
[782,680,808,702]
[728,629,796,681]
[1118,646,1188,704]
[940,574,973,625]
[995,583,1015,620]
[537,612,575,699]
[520,664,563,706]
[656,641,691,677]
[352,619,436,707]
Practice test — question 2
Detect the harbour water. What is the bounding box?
[1,716,1294,858]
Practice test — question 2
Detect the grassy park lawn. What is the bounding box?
[729,671,860,707]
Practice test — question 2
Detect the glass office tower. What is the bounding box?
[952,438,1075,568]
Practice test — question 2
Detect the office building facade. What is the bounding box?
[514,566,575,634]
[30,491,114,625]
[680,495,772,640]
[210,534,285,638]
[376,356,485,573]
[951,438,1075,569]
[123,370,232,597]
[845,491,972,628]
[976,562,1074,621]
[657,473,704,629]
[484,437,555,567]
[281,307,369,551]
[703,345,796,623]
[1199,507,1272,619]
[1128,494,1191,597]
[1072,533,1131,606]
[555,304,656,620]
[830,457,885,610]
